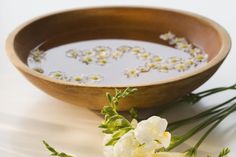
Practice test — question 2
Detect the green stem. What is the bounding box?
[167,103,236,151]
[193,113,229,150]
[168,96,236,131]
[196,83,236,95]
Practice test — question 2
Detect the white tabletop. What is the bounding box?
[0,0,236,157]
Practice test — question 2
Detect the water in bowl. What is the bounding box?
[27,33,208,86]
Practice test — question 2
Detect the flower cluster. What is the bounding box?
[104,116,175,157]
[125,32,208,77]
[47,71,103,83]
[28,48,46,63]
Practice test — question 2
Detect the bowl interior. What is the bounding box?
[13,7,223,67]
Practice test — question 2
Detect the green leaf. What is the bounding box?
[99,88,137,146]
[43,140,74,157]
[129,108,138,120]
[218,148,230,157]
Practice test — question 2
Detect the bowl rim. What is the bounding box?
[5,6,231,88]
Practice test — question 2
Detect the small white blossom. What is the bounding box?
[189,48,202,56]
[48,71,67,80]
[70,75,87,83]
[117,45,131,53]
[29,48,45,63]
[97,59,108,66]
[81,50,96,56]
[94,46,111,58]
[137,52,151,60]
[124,69,140,78]
[111,51,123,59]
[131,46,145,55]
[184,58,197,67]
[88,74,103,83]
[169,37,188,45]
[81,56,93,64]
[175,63,188,72]
[134,116,169,146]
[175,42,192,52]
[167,57,182,65]
[194,53,208,62]
[113,131,139,157]
[66,49,79,59]
[145,62,159,69]
[159,63,173,73]
[160,32,175,41]
[137,65,151,73]
[151,56,163,63]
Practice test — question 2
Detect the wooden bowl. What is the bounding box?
[6,7,231,110]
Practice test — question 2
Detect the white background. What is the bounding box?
[0,0,236,157]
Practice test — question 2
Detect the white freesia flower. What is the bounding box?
[113,131,139,157]
[103,116,172,157]
[134,116,170,147]
[103,134,114,157]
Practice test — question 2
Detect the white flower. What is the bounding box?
[159,63,173,73]
[194,53,208,62]
[131,46,145,55]
[134,116,170,148]
[184,58,196,67]
[160,32,175,41]
[81,56,93,64]
[151,56,163,63]
[88,74,103,83]
[103,134,114,157]
[113,131,139,157]
[169,37,187,45]
[175,42,192,52]
[29,48,45,63]
[167,57,182,65]
[131,119,138,128]
[137,65,151,73]
[66,49,79,59]
[81,49,96,56]
[145,62,159,69]
[70,75,87,83]
[175,63,188,72]
[94,46,111,58]
[97,59,108,66]
[189,48,202,56]
[124,69,140,78]
[111,51,123,59]
[48,71,67,80]
[137,52,151,60]
[117,45,131,53]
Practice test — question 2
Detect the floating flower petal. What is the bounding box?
[81,56,93,64]
[117,45,131,53]
[169,37,188,45]
[160,32,175,41]
[48,71,67,80]
[66,49,79,59]
[29,48,46,63]
[131,46,145,55]
[124,69,140,78]
[88,74,103,83]
[97,59,108,66]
